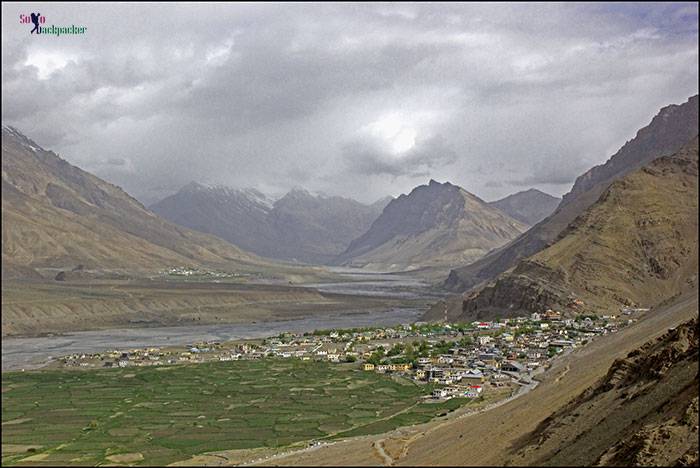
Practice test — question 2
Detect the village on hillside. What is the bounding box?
[49,305,646,401]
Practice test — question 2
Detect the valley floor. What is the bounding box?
[1,278,430,338]
[2,279,696,466]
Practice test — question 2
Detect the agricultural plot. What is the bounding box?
[2,360,466,466]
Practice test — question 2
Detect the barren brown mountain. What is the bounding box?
[445,95,699,293]
[488,188,560,226]
[1,125,274,279]
[451,136,698,321]
[336,180,528,273]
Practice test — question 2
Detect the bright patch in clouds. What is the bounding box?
[22,50,77,80]
[364,113,418,155]
[205,38,236,66]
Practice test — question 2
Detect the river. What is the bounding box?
[2,270,433,371]
[299,267,438,299]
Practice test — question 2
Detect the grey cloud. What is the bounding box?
[1,2,697,204]
[341,135,458,177]
[508,156,593,187]
[106,158,126,166]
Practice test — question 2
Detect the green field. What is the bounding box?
[1,360,468,466]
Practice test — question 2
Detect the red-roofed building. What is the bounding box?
[465,385,483,398]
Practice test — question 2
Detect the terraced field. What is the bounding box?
[1,360,466,466]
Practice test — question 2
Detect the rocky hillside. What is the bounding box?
[151,185,389,265]
[488,188,560,225]
[510,317,699,466]
[336,180,528,273]
[456,136,698,320]
[446,95,699,292]
[1,125,271,278]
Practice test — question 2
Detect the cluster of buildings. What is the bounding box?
[356,309,633,399]
[160,267,246,278]
[53,308,638,402]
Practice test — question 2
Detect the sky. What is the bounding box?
[2,2,698,205]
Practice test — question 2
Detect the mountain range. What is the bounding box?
[150,183,390,264]
[151,180,556,271]
[2,124,560,280]
[445,94,700,292]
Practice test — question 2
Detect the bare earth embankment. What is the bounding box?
[509,316,698,466]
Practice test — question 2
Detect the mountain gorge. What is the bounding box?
[445,94,700,293]
[336,180,529,273]
[150,184,390,264]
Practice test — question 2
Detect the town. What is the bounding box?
[50,307,642,402]
[159,266,250,279]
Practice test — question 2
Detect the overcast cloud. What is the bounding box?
[2,2,698,204]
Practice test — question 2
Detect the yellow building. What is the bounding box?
[363,363,375,371]
[389,363,411,372]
